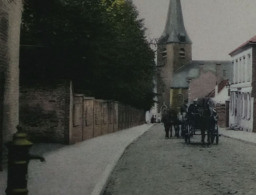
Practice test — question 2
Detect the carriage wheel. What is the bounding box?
[211,130,215,143]
[190,126,194,137]
[186,132,190,144]
[185,134,190,144]
[185,125,190,144]
[207,132,211,145]
[215,126,219,145]
[211,135,215,143]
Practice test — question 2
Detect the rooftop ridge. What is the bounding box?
[229,35,256,56]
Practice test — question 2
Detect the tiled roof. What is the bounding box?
[206,79,229,98]
[171,60,232,88]
[218,79,229,93]
[229,35,256,56]
[206,89,215,98]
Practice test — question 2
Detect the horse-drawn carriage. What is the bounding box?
[183,98,219,145]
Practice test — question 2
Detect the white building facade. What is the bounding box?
[229,36,256,132]
[211,80,230,105]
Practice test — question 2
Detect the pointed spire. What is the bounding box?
[158,0,191,44]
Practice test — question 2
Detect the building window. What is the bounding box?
[248,54,251,82]
[235,59,238,83]
[239,58,242,83]
[178,33,186,42]
[223,70,227,77]
[244,56,249,82]
[236,93,239,117]
[247,93,251,120]
[179,48,185,59]
[231,92,234,116]
[232,61,234,83]
[161,47,167,58]
[243,56,246,83]
[243,93,247,119]
[240,93,243,118]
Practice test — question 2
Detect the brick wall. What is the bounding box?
[20,80,72,144]
[93,99,103,137]
[72,94,84,143]
[19,79,145,144]
[83,97,94,139]
[189,71,216,101]
[215,104,226,127]
[69,96,144,144]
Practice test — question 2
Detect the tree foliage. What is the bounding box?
[20,0,156,110]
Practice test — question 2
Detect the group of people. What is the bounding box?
[161,98,217,140]
[161,100,192,139]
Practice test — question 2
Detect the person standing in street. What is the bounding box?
[162,109,171,138]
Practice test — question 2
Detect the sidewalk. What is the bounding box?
[0,123,154,195]
[1,125,256,195]
[220,127,256,144]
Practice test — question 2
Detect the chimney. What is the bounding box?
[216,64,222,84]
[199,64,204,73]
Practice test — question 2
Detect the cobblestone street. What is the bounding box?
[104,124,256,195]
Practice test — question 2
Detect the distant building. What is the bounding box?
[229,35,256,132]
[156,0,232,112]
[207,80,230,105]
[156,0,192,111]
[172,61,232,106]
[207,79,230,128]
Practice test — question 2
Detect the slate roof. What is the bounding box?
[229,35,256,56]
[158,0,192,44]
[171,61,232,88]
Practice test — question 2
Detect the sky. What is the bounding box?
[132,0,256,61]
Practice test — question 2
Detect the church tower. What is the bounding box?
[157,0,192,110]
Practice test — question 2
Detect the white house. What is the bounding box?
[210,80,230,105]
[206,79,230,127]
[229,35,256,132]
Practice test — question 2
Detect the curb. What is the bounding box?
[220,129,256,146]
[93,124,155,195]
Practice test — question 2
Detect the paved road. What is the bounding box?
[103,124,256,195]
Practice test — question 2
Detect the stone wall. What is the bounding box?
[70,96,144,144]
[20,80,145,144]
[20,80,72,144]
[83,97,94,139]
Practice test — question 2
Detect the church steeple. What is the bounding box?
[158,0,191,44]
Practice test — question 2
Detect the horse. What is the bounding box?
[162,109,179,138]
[197,98,216,144]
